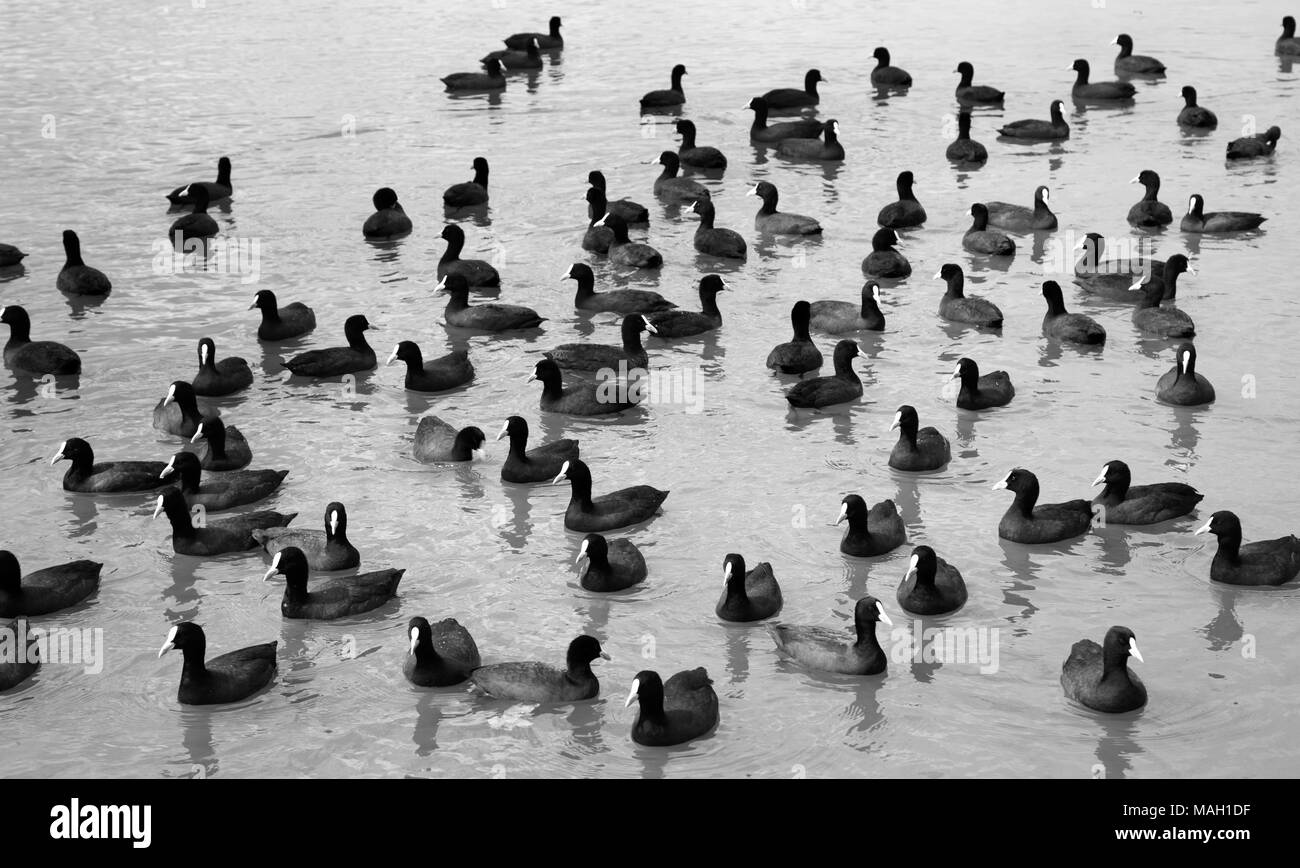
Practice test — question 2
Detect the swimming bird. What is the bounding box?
[51,438,168,493]
[443,157,490,206]
[625,668,719,745]
[252,501,359,570]
[576,533,646,592]
[168,185,219,243]
[0,244,27,268]
[1127,170,1173,227]
[498,415,579,484]
[0,552,101,617]
[716,553,783,622]
[403,616,482,687]
[749,181,822,235]
[191,337,252,396]
[362,187,412,238]
[768,596,892,675]
[993,468,1092,544]
[1073,232,1164,299]
[877,171,926,228]
[1177,86,1217,128]
[775,118,844,160]
[690,199,747,259]
[954,61,1004,103]
[640,64,687,110]
[963,204,1016,255]
[674,119,728,169]
[896,546,966,616]
[1091,459,1202,525]
[157,622,276,705]
[153,488,297,557]
[871,47,911,86]
[1155,342,1215,406]
[438,224,500,287]
[646,274,725,337]
[652,152,711,202]
[471,635,609,702]
[582,188,617,254]
[439,273,544,331]
[1131,257,1195,338]
[1194,511,1300,586]
[1226,125,1281,159]
[1180,194,1266,233]
[565,262,674,314]
[251,289,316,341]
[481,37,542,71]
[552,458,668,532]
[152,381,205,439]
[1070,58,1136,100]
[998,100,1069,139]
[441,58,507,91]
[946,111,988,164]
[284,314,376,377]
[951,357,1014,410]
[809,282,885,333]
[386,340,474,392]
[767,300,822,374]
[786,339,863,409]
[160,451,287,511]
[546,314,656,372]
[761,68,824,108]
[985,185,1057,232]
[191,417,252,471]
[1041,281,1106,345]
[56,230,111,295]
[837,494,906,557]
[529,358,638,416]
[588,170,649,224]
[1278,15,1300,54]
[165,157,233,204]
[504,16,563,50]
[1111,34,1166,74]
[746,97,824,143]
[936,263,1002,328]
[1,305,81,375]
[265,547,401,619]
[413,416,487,463]
[1060,626,1146,713]
[596,213,663,268]
[888,405,951,472]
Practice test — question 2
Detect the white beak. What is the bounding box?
[1091,468,1108,487]
[386,345,400,366]
[496,420,510,441]
[1128,175,1141,184]
[190,424,205,444]
[160,457,176,479]
[200,344,209,365]
[1128,638,1144,663]
[876,602,893,626]
[1185,265,1197,276]
[1192,519,1213,535]
[624,678,640,708]
[162,384,176,407]
[746,185,759,197]
[552,461,570,484]
[435,276,447,292]
[575,539,590,564]
[409,626,420,655]
[595,214,610,227]
[889,411,901,432]
[723,559,733,586]
[263,550,283,582]
[157,626,178,658]
[836,502,848,525]
[992,476,1009,490]
[560,265,575,281]
[472,448,486,461]
[933,271,943,280]
[152,494,165,519]
[329,511,339,535]
[643,318,658,334]
[50,441,66,465]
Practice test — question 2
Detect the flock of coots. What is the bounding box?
[2,14,1299,748]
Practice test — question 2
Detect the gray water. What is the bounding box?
[1,0,1297,778]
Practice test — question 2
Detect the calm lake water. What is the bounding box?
[1,0,1297,778]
